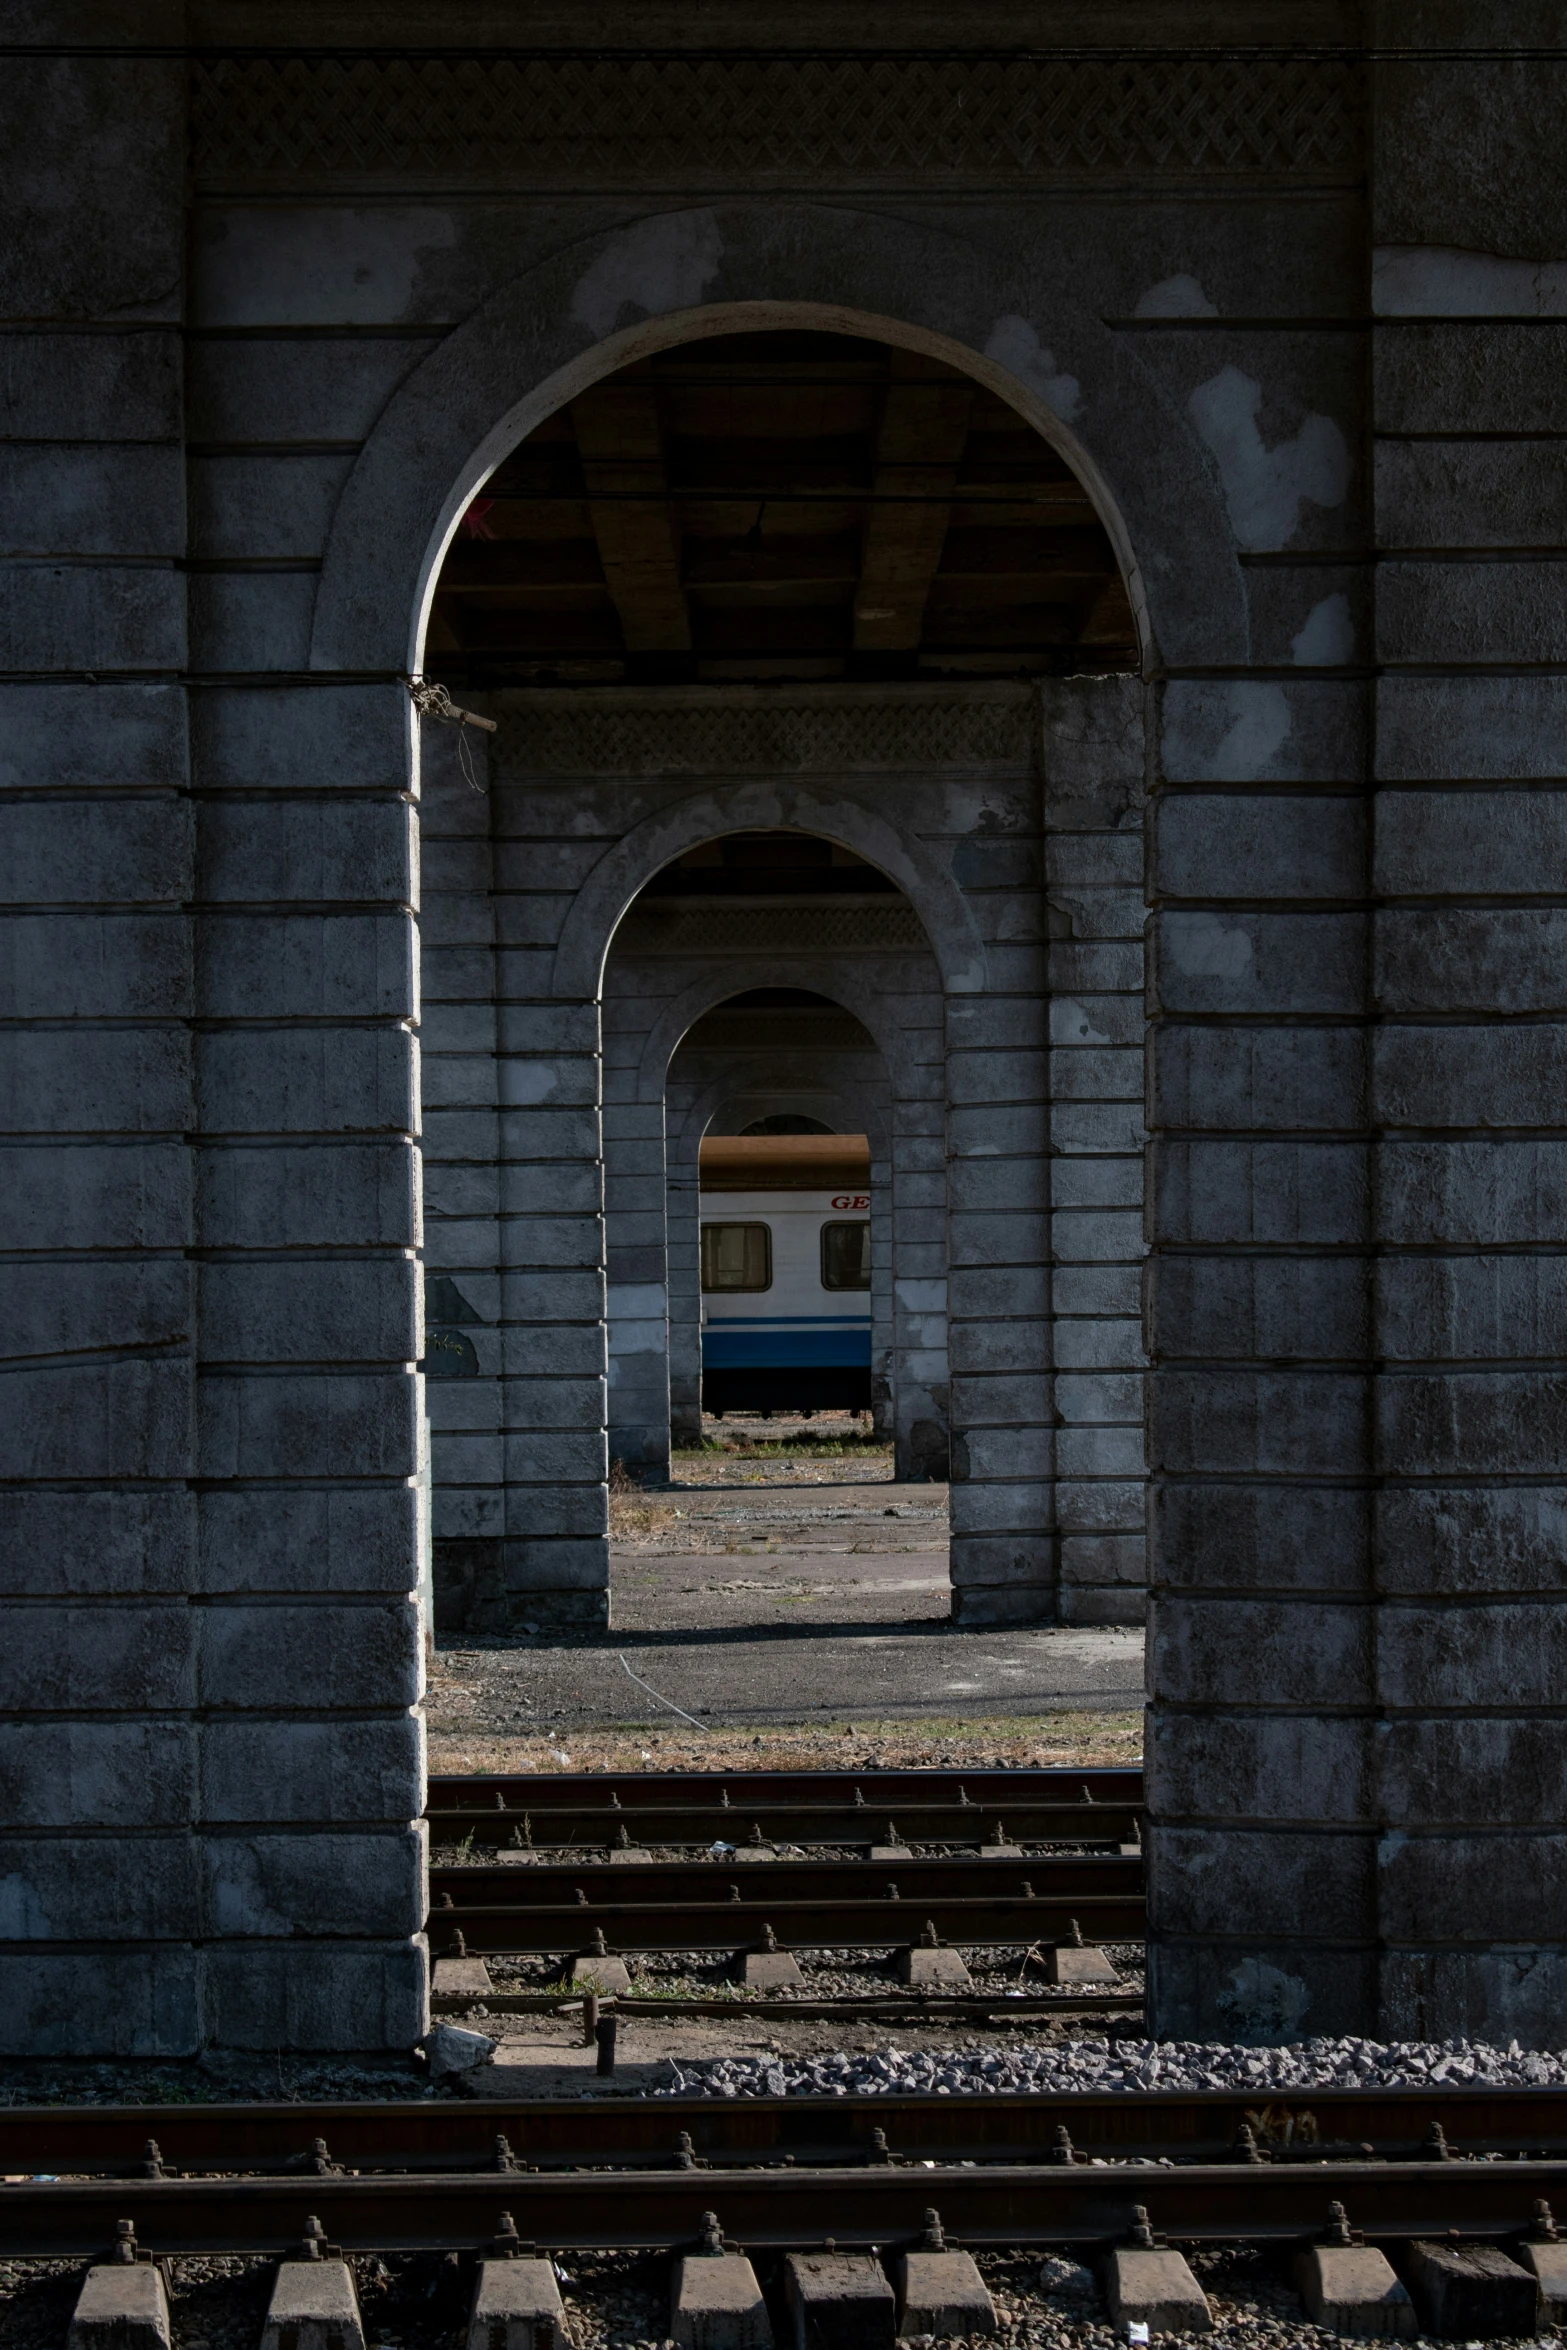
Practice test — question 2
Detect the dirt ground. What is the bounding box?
[428,1415,1145,1768]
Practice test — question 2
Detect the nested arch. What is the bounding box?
[559,792,985,1002]
[634,959,918,1106]
[308,203,1248,681]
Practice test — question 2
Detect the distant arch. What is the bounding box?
[559,789,984,1001]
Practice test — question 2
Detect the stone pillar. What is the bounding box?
[944,776,1053,1622]
[0,50,198,2034]
[1145,661,1373,2036]
[496,998,609,1628]
[602,1092,672,1478]
[1366,18,1567,2039]
[418,716,506,1634]
[1042,679,1149,1624]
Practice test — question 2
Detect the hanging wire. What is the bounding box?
[406,675,497,794]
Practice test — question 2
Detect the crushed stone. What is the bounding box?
[645,2031,1567,2097]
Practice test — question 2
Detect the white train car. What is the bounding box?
[698,1134,872,1414]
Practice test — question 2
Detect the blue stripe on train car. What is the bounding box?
[703,1326,872,1369]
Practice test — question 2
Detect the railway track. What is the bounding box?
[2,2088,1565,2254]
[426,1765,1144,1851]
[429,1860,1143,1956]
[426,1770,1147,1963]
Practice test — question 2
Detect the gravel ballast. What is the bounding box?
[645,2032,1567,2097]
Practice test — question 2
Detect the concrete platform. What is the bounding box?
[467,2256,569,2350]
[1043,1931,1119,1986]
[68,2262,172,2350]
[569,1949,631,1993]
[1294,2244,1416,2336]
[671,2251,772,2348]
[433,1955,495,1997]
[1103,2247,1212,2334]
[782,2252,896,2350]
[736,1947,803,1987]
[894,2247,996,2337]
[1401,2241,1538,2337]
[896,1942,973,1991]
[1518,2233,1567,2323]
[261,2257,366,2350]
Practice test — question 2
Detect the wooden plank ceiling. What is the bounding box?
[427,330,1137,685]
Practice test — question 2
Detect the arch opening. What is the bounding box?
[417,311,1150,1647]
[423,327,1138,691]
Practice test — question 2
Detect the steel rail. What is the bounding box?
[4,2162,1566,2258]
[425,1891,1147,1953]
[9,2087,1567,2177]
[430,1856,1144,1908]
[425,1767,1144,1812]
[429,1990,1146,2021]
[430,1803,1142,1846]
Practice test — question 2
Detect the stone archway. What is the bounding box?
[309,203,1248,680]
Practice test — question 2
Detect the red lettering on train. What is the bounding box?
[830,1194,870,1210]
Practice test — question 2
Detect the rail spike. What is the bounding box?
[868,2128,892,2166]
[494,2134,519,2174]
[1050,2124,1078,2167]
[1324,2200,1362,2247]
[1422,2120,1453,2161]
[675,2131,698,2170]
[140,2139,165,2180]
[1232,2122,1264,2165]
[698,2210,725,2256]
[110,2220,138,2265]
[299,2215,327,2262]
[920,2207,946,2252]
[492,2212,523,2259]
[1532,2199,1559,2242]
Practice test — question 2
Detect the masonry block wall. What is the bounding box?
[13,2,1567,2051]
[1145,10,1567,2043]
[417,683,1145,1633]
[0,31,428,2054]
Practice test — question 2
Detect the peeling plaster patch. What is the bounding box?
[1051,997,1112,1045]
[1134,273,1219,318]
[0,1874,49,1938]
[1162,912,1253,980]
[984,315,1081,423]
[1218,1956,1312,2042]
[499,1063,560,1107]
[1373,244,1567,317]
[195,209,459,328]
[1163,680,1292,781]
[570,211,723,338]
[1292,592,1355,667]
[1189,366,1349,552]
[206,1847,291,1939]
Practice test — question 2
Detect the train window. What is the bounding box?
[701,1222,772,1292]
[821,1221,871,1290]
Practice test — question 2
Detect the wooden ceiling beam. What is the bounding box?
[852,354,973,654]
[570,383,691,653]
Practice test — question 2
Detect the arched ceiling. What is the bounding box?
[427,330,1137,687]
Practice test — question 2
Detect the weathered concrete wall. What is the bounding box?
[15,2,1567,2049]
[1144,6,1567,2045]
[0,25,428,2054]
[419,683,1143,1630]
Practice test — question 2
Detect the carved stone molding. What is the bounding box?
[613,903,929,957]
[191,52,1361,187]
[492,691,1032,778]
